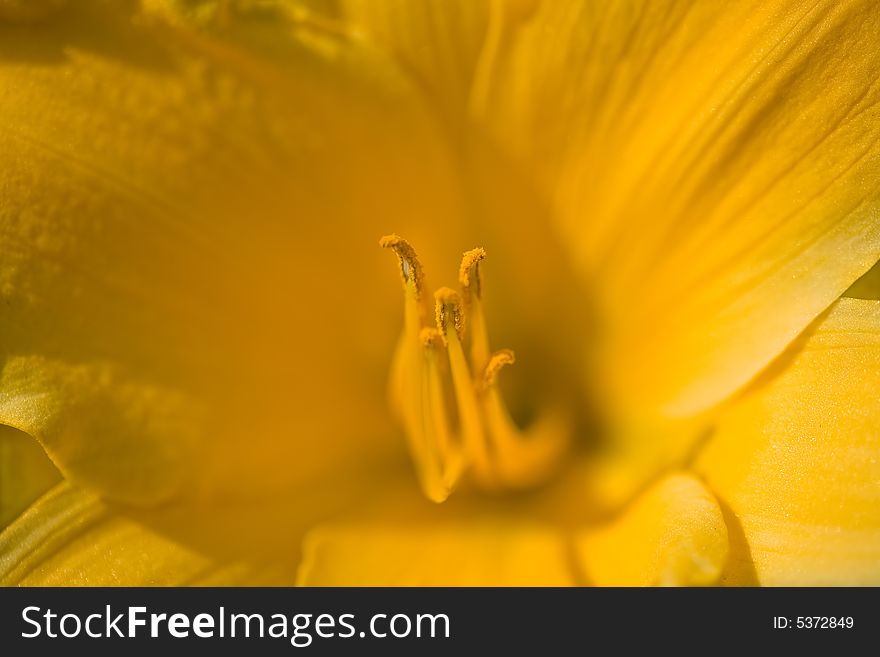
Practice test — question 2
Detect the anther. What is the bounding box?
[459,248,490,372]
[481,349,516,390]
[459,247,486,301]
[420,327,444,348]
[380,234,425,296]
[434,287,466,342]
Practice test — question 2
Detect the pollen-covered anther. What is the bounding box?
[434,287,466,341]
[420,327,444,349]
[459,247,486,301]
[458,248,490,372]
[480,349,516,391]
[380,234,424,296]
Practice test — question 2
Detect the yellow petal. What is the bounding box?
[0,426,61,529]
[484,1,880,425]
[297,523,575,585]
[577,473,728,586]
[0,482,294,585]
[0,2,466,505]
[696,298,880,585]
[0,0,66,23]
[336,0,493,124]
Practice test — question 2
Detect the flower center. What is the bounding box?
[381,234,569,502]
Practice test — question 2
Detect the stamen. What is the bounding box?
[459,248,490,372]
[382,235,425,421]
[459,248,486,299]
[434,288,493,482]
[479,350,569,489]
[383,238,460,502]
[480,348,516,391]
[420,329,464,495]
[420,327,444,349]
[434,287,466,341]
[381,235,425,421]
[382,235,569,501]
[380,234,425,297]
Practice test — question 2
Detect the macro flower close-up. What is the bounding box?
[1,0,879,588]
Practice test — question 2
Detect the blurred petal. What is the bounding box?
[0,426,60,528]
[297,523,575,585]
[0,0,66,23]
[697,298,880,585]
[337,0,492,124]
[0,482,294,585]
[0,2,467,505]
[577,473,728,586]
[484,0,880,426]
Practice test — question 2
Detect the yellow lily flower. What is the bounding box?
[1,0,879,586]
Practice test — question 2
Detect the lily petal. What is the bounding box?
[0,2,465,505]
[696,298,880,585]
[484,0,880,425]
[297,523,575,585]
[577,473,728,586]
[0,426,60,529]
[0,482,294,585]
[336,0,493,124]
